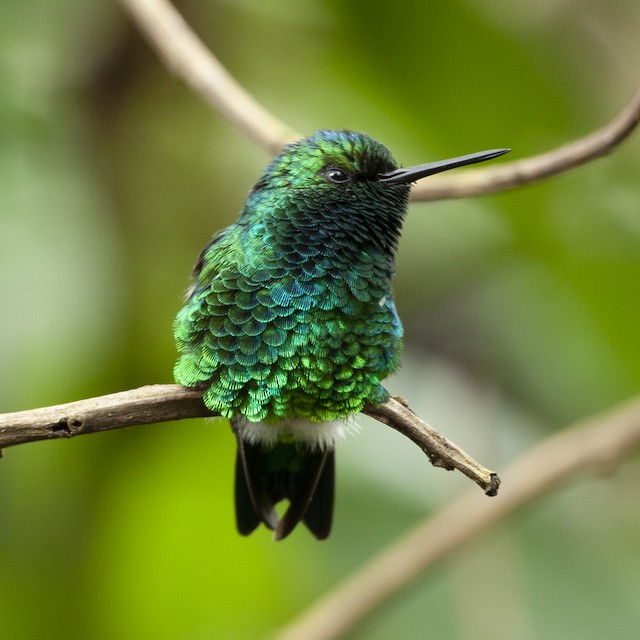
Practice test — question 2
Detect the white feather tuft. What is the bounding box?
[233,415,359,451]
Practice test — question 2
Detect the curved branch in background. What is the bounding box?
[413,88,640,201]
[119,0,640,202]
[275,395,640,640]
[119,0,299,155]
[0,385,498,496]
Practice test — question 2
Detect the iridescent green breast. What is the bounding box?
[173,224,403,423]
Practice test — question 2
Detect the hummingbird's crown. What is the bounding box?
[253,130,400,192]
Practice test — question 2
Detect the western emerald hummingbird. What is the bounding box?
[174,130,508,539]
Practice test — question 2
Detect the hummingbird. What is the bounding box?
[173,130,508,540]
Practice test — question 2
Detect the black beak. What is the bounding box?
[378,148,510,185]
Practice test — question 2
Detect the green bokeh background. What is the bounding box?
[2,1,640,638]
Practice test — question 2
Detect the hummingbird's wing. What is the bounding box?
[183,228,231,302]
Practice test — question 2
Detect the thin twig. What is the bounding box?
[0,385,498,495]
[365,398,499,495]
[274,395,640,640]
[119,0,640,202]
[118,0,298,155]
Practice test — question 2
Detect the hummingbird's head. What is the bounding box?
[247,130,409,254]
[246,130,509,254]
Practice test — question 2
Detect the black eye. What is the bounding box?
[323,166,351,184]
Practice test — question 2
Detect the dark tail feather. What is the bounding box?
[234,435,279,534]
[302,450,334,540]
[232,430,335,540]
[234,449,260,535]
[275,449,334,541]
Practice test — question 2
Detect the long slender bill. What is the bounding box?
[378,148,510,184]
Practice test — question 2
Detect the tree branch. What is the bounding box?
[365,398,499,495]
[0,385,498,495]
[274,395,640,640]
[0,385,213,447]
[118,0,640,201]
[412,88,640,201]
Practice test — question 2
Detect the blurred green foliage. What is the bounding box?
[1,0,640,638]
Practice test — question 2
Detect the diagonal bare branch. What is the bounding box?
[275,395,640,640]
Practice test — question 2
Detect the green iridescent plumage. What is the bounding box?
[173,130,508,539]
[174,131,409,423]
